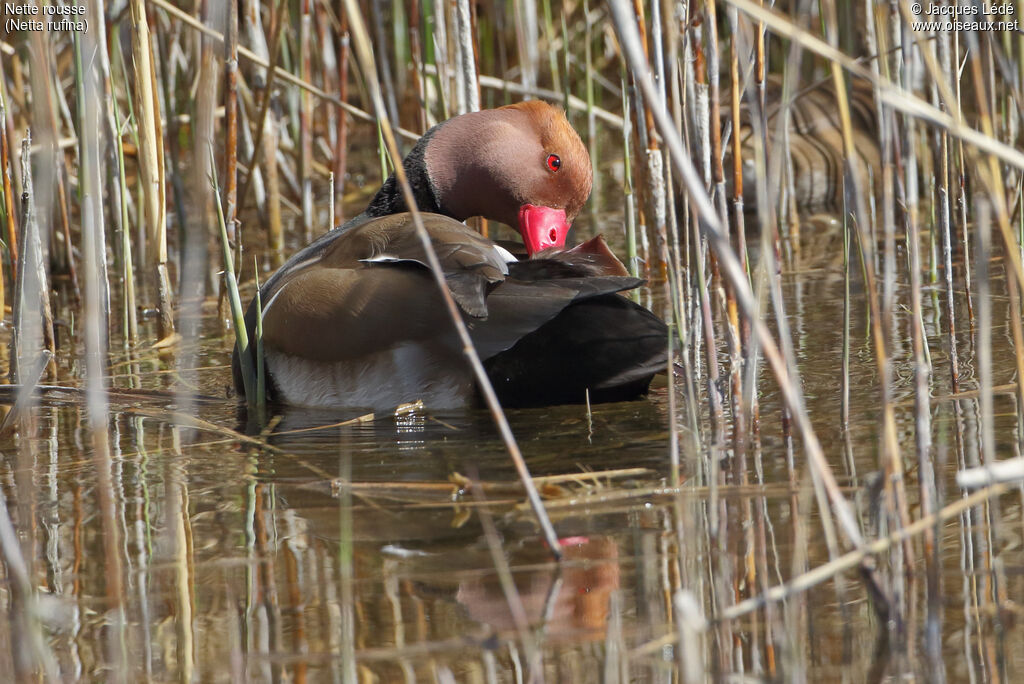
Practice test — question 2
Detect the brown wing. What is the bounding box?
[261,266,453,363]
[319,214,507,277]
[253,213,509,365]
[318,214,508,317]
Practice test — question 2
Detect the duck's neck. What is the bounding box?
[364,129,443,218]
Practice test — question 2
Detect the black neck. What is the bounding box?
[364,128,442,218]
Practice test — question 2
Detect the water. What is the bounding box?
[2,213,1023,681]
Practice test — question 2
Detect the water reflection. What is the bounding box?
[412,535,623,637]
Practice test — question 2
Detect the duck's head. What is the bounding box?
[417,101,592,255]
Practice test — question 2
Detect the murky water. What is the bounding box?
[2,211,1023,682]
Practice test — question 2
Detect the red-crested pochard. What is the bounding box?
[233,101,667,409]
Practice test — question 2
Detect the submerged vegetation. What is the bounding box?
[0,0,1022,679]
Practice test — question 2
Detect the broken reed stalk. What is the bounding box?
[668,3,697,409]
[129,0,172,337]
[12,135,57,385]
[725,15,747,250]
[0,87,13,314]
[375,122,388,181]
[340,0,562,558]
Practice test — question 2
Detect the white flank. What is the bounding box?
[266,343,474,410]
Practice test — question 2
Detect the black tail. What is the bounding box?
[483,294,668,408]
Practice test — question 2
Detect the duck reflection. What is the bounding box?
[407,535,620,638]
[460,536,620,636]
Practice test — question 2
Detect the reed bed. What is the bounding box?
[0,0,1023,680]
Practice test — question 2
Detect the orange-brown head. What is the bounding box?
[419,101,592,254]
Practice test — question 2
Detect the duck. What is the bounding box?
[232,101,668,410]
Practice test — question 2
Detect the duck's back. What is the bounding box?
[233,214,666,410]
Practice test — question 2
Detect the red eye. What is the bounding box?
[546,154,561,172]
